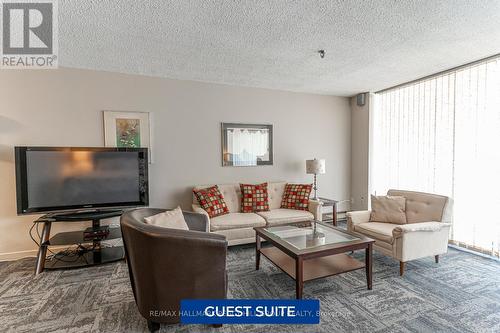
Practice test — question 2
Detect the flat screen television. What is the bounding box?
[15,147,149,215]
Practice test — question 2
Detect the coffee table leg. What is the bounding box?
[255,234,261,270]
[295,257,303,299]
[366,243,373,290]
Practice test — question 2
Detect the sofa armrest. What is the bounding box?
[392,222,451,262]
[183,211,210,232]
[192,204,211,229]
[308,199,323,221]
[346,210,371,232]
[393,222,452,238]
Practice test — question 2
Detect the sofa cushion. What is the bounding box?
[370,195,407,224]
[240,183,270,213]
[193,185,229,218]
[387,189,448,224]
[212,227,257,245]
[268,182,286,209]
[280,183,312,210]
[354,222,398,244]
[256,208,314,226]
[210,213,266,231]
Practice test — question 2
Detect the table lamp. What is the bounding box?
[306,158,326,200]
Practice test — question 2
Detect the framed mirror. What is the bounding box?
[221,123,273,166]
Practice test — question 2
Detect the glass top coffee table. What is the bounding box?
[254,221,375,299]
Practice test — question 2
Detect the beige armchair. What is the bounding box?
[347,189,452,276]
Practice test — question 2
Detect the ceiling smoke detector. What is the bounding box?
[318,50,326,58]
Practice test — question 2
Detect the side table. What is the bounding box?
[318,197,338,226]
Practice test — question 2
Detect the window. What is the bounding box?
[371,56,500,258]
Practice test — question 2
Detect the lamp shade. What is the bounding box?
[306,159,326,174]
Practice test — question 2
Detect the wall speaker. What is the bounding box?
[356,93,366,106]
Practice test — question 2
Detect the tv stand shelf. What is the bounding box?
[44,247,125,270]
[34,210,125,275]
[46,227,122,246]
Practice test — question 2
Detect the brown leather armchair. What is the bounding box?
[120,208,227,332]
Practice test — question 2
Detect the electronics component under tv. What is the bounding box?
[15,147,149,215]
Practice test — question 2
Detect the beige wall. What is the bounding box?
[0,68,351,259]
[350,94,370,210]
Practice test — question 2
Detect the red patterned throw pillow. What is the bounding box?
[193,185,229,218]
[240,183,270,213]
[280,183,312,210]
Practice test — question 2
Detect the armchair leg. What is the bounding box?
[399,261,405,276]
[435,255,439,263]
[147,320,160,333]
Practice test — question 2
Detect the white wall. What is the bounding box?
[0,68,351,259]
[350,94,370,210]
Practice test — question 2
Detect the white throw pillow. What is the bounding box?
[144,207,189,230]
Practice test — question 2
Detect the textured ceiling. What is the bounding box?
[60,0,500,96]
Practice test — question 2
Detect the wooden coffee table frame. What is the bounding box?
[254,222,374,299]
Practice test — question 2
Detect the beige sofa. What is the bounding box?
[192,182,322,245]
[347,189,452,276]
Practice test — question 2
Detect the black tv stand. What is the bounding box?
[47,210,124,221]
[34,210,125,275]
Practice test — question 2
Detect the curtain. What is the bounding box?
[371,56,500,258]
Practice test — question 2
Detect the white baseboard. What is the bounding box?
[448,244,500,262]
[0,245,71,262]
[0,249,38,261]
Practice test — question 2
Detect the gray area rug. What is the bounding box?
[0,246,499,333]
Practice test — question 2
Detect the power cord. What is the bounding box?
[29,221,40,247]
[29,220,123,265]
[29,221,93,264]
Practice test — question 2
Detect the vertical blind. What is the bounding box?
[372,55,500,258]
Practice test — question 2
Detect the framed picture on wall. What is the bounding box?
[221,123,273,166]
[103,110,153,163]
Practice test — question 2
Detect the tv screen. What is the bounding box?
[15,147,149,214]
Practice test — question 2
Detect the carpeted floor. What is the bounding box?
[0,245,499,333]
